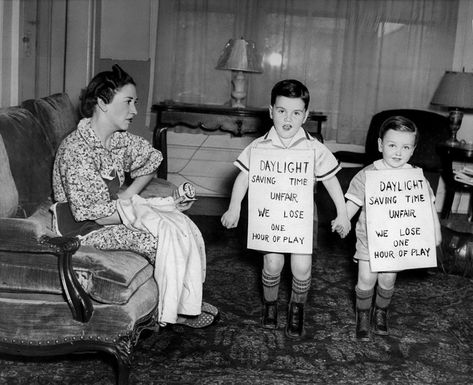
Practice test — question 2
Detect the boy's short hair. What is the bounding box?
[271,79,310,110]
[379,115,419,145]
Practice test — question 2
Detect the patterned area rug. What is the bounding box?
[1,215,472,385]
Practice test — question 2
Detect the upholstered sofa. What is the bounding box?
[0,93,174,384]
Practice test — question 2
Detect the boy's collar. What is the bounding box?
[263,126,312,148]
[373,159,413,170]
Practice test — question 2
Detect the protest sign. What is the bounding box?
[365,168,437,271]
[247,148,314,254]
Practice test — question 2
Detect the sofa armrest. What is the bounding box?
[333,150,368,165]
[0,218,93,322]
[139,177,178,199]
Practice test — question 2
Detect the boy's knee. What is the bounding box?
[290,254,312,279]
[291,264,311,280]
[357,277,376,290]
[263,253,284,274]
[357,270,377,289]
[378,272,397,289]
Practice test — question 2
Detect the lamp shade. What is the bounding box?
[431,71,473,109]
[216,38,263,73]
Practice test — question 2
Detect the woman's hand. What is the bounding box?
[174,196,194,212]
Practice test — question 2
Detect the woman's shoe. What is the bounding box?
[176,302,219,329]
[202,302,219,318]
[262,300,278,329]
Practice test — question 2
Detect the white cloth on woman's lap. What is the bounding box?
[117,195,206,325]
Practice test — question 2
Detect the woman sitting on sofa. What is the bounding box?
[52,64,217,328]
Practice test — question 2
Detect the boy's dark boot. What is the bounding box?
[355,285,374,341]
[355,307,371,341]
[285,275,311,338]
[261,269,280,329]
[285,302,305,339]
[262,300,278,329]
[373,286,393,336]
[372,305,388,335]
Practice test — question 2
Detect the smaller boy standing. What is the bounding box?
[344,116,442,341]
[221,79,350,339]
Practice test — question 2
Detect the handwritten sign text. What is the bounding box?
[248,148,314,254]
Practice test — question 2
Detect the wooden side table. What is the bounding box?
[437,142,473,220]
[152,102,327,179]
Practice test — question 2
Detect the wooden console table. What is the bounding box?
[152,102,327,179]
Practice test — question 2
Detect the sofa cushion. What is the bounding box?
[0,133,18,218]
[21,93,78,150]
[0,243,154,305]
[0,107,55,216]
[0,277,158,343]
[73,246,154,304]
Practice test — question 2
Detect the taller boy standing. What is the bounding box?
[221,79,350,339]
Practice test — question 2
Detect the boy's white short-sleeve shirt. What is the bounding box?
[234,127,340,182]
[345,159,435,261]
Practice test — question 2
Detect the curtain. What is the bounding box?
[153,0,458,145]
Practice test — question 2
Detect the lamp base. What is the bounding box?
[446,108,463,146]
[445,138,460,147]
[231,71,247,108]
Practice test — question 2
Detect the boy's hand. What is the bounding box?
[221,209,240,229]
[331,215,351,238]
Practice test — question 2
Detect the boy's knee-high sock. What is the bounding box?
[290,276,311,304]
[355,285,374,310]
[262,270,280,302]
[375,286,394,309]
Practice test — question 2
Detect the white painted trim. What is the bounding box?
[0,0,4,107]
[146,0,159,130]
[9,0,19,106]
[86,0,98,82]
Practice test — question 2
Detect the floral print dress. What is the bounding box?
[53,118,163,262]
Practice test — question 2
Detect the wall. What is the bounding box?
[64,0,98,108]
[98,0,158,141]
[63,0,158,143]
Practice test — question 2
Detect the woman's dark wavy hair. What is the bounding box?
[379,115,419,145]
[270,79,310,110]
[79,64,136,118]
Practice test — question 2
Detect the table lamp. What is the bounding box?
[431,70,473,146]
[216,38,263,108]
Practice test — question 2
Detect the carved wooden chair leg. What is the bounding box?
[116,358,131,385]
[112,338,133,385]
